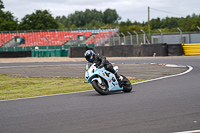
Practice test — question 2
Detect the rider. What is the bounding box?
[84,50,123,82]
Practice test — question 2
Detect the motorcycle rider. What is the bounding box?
[84,50,123,83]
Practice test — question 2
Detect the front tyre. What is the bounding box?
[92,79,109,95]
[121,75,132,92]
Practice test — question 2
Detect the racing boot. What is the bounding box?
[114,72,123,87]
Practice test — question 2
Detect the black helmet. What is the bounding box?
[84,50,95,62]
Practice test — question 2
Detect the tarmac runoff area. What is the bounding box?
[0,57,189,79]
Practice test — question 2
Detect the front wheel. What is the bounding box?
[92,78,109,95]
[121,75,132,92]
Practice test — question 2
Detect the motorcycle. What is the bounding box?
[85,63,132,95]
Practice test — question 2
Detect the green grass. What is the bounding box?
[0,75,149,100]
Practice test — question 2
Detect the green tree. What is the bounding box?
[0,0,18,31]
[126,19,132,26]
[56,8,121,28]
[119,21,127,27]
[0,0,4,10]
[151,17,161,29]
[18,10,59,30]
[103,8,121,24]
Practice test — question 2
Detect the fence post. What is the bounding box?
[46,38,49,50]
[106,35,110,46]
[101,35,105,46]
[134,31,139,44]
[128,32,132,45]
[197,26,200,43]
[97,35,101,46]
[121,32,125,45]
[197,26,200,30]
[94,37,97,46]
[24,37,27,51]
[158,29,163,43]
[112,35,115,46]
[177,27,182,44]
[141,30,146,44]
[116,33,120,45]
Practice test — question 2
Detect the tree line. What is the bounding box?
[56,8,121,28]
[120,13,200,35]
[0,0,200,35]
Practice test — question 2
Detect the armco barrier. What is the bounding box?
[182,44,200,55]
[0,51,31,58]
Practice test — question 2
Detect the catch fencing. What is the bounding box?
[151,33,200,44]
[94,32,200,46]
[94,34,146,46]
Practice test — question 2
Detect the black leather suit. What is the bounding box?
[89,53,116,74]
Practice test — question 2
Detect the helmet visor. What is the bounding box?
[85,56,91,62]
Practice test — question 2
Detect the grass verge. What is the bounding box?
[0,75,149,100]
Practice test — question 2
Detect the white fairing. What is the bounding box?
[85,63,123,92]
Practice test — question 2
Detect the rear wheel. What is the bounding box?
[121,75,132,92]
[92,78,109,95]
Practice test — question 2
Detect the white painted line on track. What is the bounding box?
[173,129,200,133]
[0,90,94,102]
[0,65,193,102]
[150,63,186,67]
[165,64,186,67]
[132,65,193,85]
[0,64,85,69]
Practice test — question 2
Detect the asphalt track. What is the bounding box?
[0,57,189,79]
[0,56,200,133]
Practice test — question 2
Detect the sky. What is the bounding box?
[2,0,200,23]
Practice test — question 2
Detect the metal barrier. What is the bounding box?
[182,44,200,55]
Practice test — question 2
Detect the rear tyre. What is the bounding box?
[92,78,109,95]
[121,75,132,92]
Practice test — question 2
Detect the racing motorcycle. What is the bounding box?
[85,63,132,95]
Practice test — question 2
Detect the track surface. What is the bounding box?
[0,63,188,79]
[0,56,200,133]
